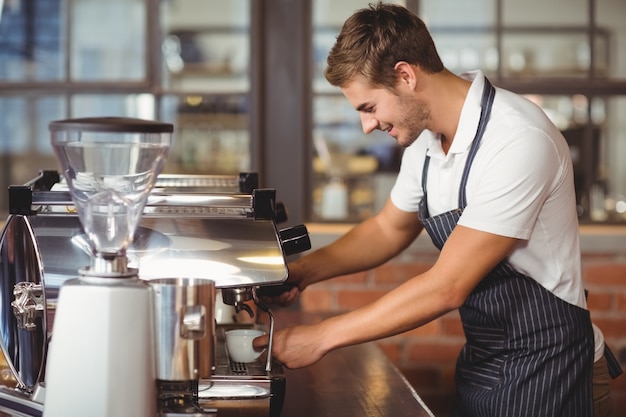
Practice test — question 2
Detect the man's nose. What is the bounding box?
[360,113,378,134]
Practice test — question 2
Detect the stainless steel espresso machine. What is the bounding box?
[0,118,310,417]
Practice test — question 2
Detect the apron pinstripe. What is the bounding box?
[418,79,598,417]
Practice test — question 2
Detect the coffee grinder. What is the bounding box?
[43,117,173,417]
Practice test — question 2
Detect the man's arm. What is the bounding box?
[292,198,423,289]
[265,224,519,368]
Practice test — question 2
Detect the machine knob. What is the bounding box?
[278,224,311,257]
[11,282,44,331]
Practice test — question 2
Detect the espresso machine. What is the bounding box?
[0,118,310,417]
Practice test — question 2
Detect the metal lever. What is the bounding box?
[253,288,275,373]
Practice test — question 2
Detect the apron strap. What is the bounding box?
[604,344,624,379]
[458,78,496,208]
[420,77,496,207]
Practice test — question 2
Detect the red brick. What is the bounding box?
[584,264,626,286]
[592,317,626,339]
[617,293,626,311]
[587,291,614,311]
[336,289,388,309]
[300,289,333,312]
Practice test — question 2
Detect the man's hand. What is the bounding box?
[253,323,329,369]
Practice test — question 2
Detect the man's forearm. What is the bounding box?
[294,215,418,288]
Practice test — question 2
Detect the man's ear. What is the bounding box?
[394,61,417,90]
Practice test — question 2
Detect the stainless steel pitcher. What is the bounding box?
[150,278,216,381]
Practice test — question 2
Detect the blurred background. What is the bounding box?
[1,0,625,226]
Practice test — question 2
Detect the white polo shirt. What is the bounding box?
[390,71,604,358]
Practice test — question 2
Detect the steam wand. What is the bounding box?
[253,288,275,373]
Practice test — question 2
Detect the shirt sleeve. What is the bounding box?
[458,125,570,240]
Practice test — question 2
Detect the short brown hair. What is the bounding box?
[325,2,444,89]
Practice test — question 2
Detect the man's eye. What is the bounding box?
[363,107,374,113]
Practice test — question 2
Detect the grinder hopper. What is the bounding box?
[43,117,172,417]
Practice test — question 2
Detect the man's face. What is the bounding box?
[341,77,430,148]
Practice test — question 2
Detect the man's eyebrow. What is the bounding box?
[356,102,370,111]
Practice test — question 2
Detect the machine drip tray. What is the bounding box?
[197,324,286,417]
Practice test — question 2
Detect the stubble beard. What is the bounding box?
[395,93,430,148]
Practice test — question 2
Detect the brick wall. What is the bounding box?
[300,227,626,417]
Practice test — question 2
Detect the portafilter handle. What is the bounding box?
[221,287,254,318]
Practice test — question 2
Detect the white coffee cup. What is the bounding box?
[225,329,266,363]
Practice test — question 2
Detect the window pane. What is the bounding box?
[71,0,146,81]
[502,0,589,78]
[159,94,251,175]
[421,0,495,27]
[0,98,28,153]
[596,0,626,79]
[160,0,250,93]
[502,0,587,26]
[70,94,154,119]
[0,0,65,81]
[502,32,590,78]
[0,96,65,212]
[601,96,626,222]
[36,96,67,153]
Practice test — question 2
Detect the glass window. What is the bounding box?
[421,0,497,77]
[0,98,29,153]
[0,95,65,184]
[309,0,626,224]
[501,0,590,78]
[158,0,252,175]
[71,0,146,81]
[71,94,155,119]
[159,94,251,175]
[501,31,591,78]
[596,0,626,79]
[502,0,587,26]
[0,0,64,81]
[35,96,67,153]
[0,0,254,215]
[160,0,250,93]
[599,95,626,222]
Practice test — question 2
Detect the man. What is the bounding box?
[255,3,621,416]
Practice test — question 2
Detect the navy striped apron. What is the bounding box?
[418,79,598,417]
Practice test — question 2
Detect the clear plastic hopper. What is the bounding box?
[49,117,172,275]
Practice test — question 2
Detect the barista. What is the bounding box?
[255,3,622,417]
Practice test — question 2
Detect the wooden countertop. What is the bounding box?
[272,310,435,417]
